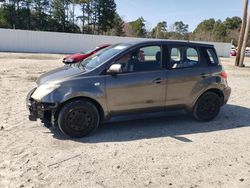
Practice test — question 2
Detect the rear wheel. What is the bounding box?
[58,99,100,138]
[192,92,221,122]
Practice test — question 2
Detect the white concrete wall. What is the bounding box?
[0,28,231,57]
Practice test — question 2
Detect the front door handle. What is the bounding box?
[153,78,163,84]
[201,73,210,78]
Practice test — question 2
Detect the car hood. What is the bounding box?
[37,64,86,85]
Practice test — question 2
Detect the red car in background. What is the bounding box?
[63,44,110,64]
[230,49,237,56]
[230,45,237,57]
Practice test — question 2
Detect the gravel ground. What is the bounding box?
[0,52,249,188]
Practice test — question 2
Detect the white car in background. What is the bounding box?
[231,46,250,57]
[245,47,250,56]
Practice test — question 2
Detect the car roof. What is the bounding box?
[122,40,214,48]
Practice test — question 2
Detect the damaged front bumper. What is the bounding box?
[26,88,57,122]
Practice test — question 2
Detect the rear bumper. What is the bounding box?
[223,86,231,105]
[26,88,57,121]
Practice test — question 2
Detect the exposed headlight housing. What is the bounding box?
[31,83,60,100]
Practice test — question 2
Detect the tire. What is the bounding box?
[192,92,221,122]
[58,99,100,138]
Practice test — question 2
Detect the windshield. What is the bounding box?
[80,43,131,70]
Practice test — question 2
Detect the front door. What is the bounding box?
[105,45,167,115]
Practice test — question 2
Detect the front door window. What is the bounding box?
[115,45,162,73]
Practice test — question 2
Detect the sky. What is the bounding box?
[115,0,244,31]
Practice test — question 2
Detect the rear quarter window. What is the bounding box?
[206,48,219,65]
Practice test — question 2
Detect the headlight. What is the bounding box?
[31,83,60,100]
[63,58,74,63]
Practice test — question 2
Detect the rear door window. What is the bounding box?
[169,47,200,69]
[187,48,199,62]
[171,48,181,61]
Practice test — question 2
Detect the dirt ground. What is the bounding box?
[0,52,249,188]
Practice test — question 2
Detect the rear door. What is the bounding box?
[166,44,211,107]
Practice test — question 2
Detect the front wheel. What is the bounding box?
[58,99,100,138]
[192,92,221,122]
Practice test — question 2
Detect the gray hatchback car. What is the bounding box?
[27,40,231,138]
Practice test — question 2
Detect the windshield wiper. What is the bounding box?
[78,63,87,71]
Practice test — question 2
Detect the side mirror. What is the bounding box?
[107,64,122,74]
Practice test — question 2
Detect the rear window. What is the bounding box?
[207,48,219,65]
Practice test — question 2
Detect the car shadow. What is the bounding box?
[49,104,250,143]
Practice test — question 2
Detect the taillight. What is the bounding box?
[220,71,228,80]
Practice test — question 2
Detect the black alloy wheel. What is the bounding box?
[58,99,100,138]
[193,92,221,122]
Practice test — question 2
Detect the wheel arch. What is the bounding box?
[191,88,223,121]
[54,96,105,122]
[204,88,224,105]
[193,88,225,108]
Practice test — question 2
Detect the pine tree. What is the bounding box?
[97,0,116,34]
[112,13,124,36]
[52,0,66,31]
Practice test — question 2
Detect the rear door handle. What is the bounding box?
[153,78,164,84]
